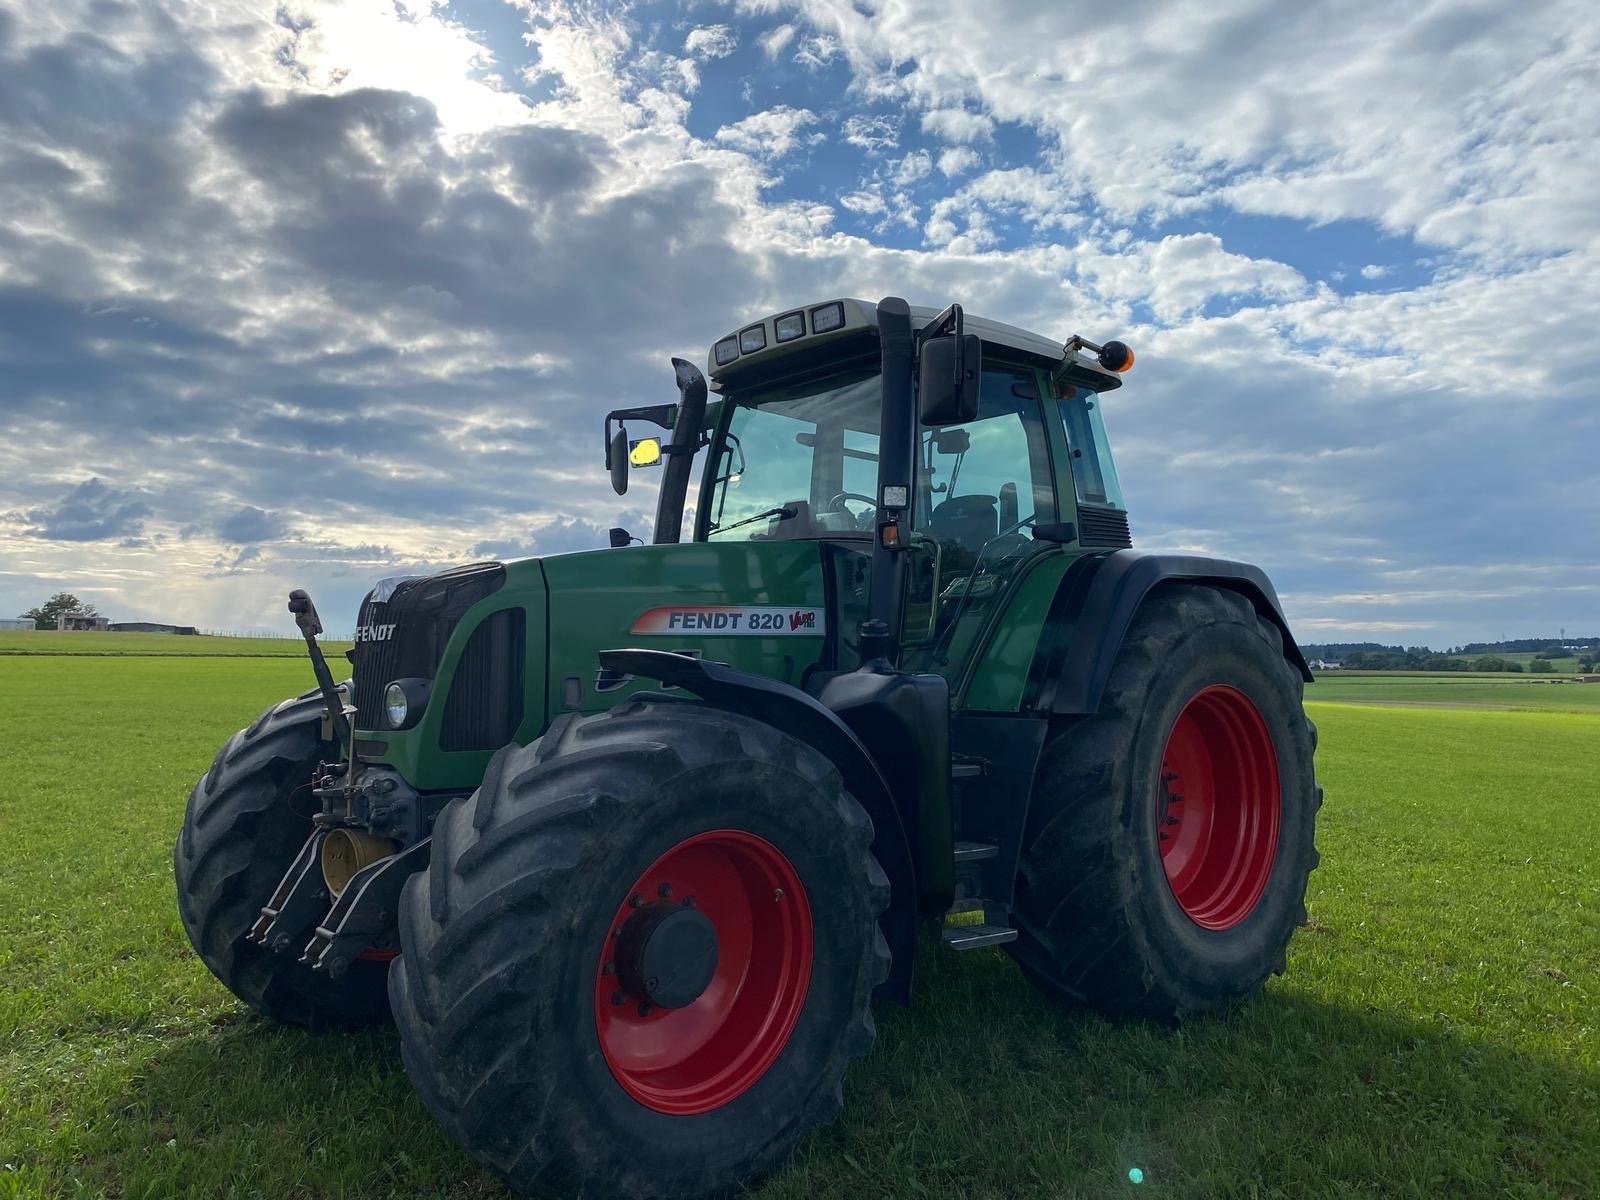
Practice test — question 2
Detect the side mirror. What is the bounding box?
[918,333,981,425]
[609,428,629,495]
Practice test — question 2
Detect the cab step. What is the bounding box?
[941,923,1017,950]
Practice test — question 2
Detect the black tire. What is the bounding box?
[1007,584,1321,1022]
[174,691,391,1029]
[391,696,890,1200]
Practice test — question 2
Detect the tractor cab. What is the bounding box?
[606,297,1134,688]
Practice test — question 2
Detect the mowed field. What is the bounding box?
[0,647,1595,1199]
[1310,670,1600,712]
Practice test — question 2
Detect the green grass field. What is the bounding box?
[0,632,353,658]
[1310,671,1600,712]
[0,657,1594,1199]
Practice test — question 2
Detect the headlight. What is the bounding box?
[774,310,805,342]
[384,682,408,728]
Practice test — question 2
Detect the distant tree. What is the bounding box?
[21,592,99,630]
[1580,657,1596,674]
[1471,655,1509,673]
[1529,658,1554,673]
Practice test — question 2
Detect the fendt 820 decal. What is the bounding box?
[630,605,825,636]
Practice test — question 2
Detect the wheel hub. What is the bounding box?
[593,829,813,1115]
[614,902,719,1010]
[1157,684,1282,930]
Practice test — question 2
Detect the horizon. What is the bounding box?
[2,1,1596,646]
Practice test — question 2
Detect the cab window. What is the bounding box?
[1057,385,1126,508]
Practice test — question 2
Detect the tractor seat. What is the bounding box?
[926,494,998,551]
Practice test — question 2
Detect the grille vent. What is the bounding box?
[440,608,526,752]
[1076,504,1132,548]
[350,562,505,730]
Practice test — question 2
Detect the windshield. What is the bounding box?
[703,370,883,541]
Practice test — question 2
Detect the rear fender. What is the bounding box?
[596,649,920,1003]
[1027,550,1312,716]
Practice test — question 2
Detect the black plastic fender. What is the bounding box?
[1026,550,1312,716]
[596,649,921,1003]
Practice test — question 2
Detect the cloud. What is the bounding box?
[714,105,819,158]
[14,479,152,542]
[1360,264,1391,280]
[217,505,290,544]
[757,24,796,61]
[683,25,737,61]
[841,113,897,153]
[937,146,981,177]
[920,108,994,144]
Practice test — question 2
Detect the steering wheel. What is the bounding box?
[826,492,878,530]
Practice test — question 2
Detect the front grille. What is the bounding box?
[351,562,505,730]
[1077,503,1132,548]
[440,608,526,751]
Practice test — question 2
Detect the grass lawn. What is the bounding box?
[1310,671,1600,712]
[0,658,1594,1199]
[0,632,352,658]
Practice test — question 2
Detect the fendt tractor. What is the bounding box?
[176,297,1321,1198]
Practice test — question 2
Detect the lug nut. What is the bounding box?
[602,962,615,976]
[637,1001,653,1017]
[658,883,672,898]
[683,896,696,909]
[773,888,785,901]
[629,893,643,908]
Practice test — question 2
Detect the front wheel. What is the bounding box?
[1008,584,1322,1021]
[174,692,391,1029]
[390,698,890,1199]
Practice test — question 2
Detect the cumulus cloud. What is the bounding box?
[217,506,291,544]
[937,146,981,177]
[920,107,994,143]
[13,479,152,543]
[683,25,737,61]
[714,105,819,158]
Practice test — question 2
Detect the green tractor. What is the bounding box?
[176,297,1320,1198]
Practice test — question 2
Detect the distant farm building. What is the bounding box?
[56,614,110,631]
[108,622,198,635]
[1309,659,1344,670]
[0,617,36,631]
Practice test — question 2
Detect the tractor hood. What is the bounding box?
[354,540,832,791]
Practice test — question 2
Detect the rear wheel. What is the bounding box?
[173,692,391,1029]
[390,697,890,1199]
[1008,584,1321,1021]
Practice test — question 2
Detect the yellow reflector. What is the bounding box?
[629,438,662,467]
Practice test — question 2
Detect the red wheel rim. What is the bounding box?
[1158,685,1281,930]
[594,830,813,1115]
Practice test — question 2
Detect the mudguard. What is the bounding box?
[596,648,920,1003]
[1026,550,1312,716]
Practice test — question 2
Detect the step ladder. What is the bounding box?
[942,841,1016,949]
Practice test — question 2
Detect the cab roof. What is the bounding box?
[706,297,1113,386]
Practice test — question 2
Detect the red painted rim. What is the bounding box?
[1158,685,1281,930]
[594,830,813,1115]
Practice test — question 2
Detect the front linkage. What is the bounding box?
[250,590,445,979]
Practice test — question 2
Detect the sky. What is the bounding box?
[1,0,1597,646]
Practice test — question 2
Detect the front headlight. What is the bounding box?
[384,682,408,728]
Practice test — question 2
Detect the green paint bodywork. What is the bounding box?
[358,536,1084,792]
